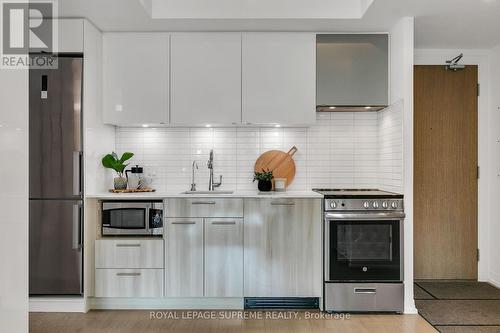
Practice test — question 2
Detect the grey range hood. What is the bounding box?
[316,34,389,112]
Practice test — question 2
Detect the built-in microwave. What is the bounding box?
[101,201,163,236]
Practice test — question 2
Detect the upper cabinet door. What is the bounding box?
[170,33,242,125]
[316,34,388,107]
[242,33,316,126]
[103,33,169,126]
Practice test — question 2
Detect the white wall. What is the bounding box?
[489,45,500,287]
[0,70,29,331]
[390,17,416,314]
[112,108,403,194]
[414,49,492,284]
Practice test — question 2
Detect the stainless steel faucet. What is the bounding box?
[207,149,222,191]
[190,161,198,191]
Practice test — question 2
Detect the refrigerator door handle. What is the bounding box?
[72,202,83,250]
[73,151,83,196]
[79,151,83,196]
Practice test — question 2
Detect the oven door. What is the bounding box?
[325,212,404,282]
[102,202,151,236]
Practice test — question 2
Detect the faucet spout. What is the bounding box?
[208,149,222,191]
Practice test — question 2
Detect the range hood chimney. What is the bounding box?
[316,34,389,112]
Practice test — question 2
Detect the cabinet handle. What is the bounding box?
[116,244,141,247]
[211,221,236,225]
[354,288,377,294]
[191,201,216,205]
[171,221,196,225]
[116,272,141,277]
[271,201,295,206]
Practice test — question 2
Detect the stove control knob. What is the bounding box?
[391,201,398,209]
[372,201,379,209]
[382,201,388,209]
[330,201,337,209]
[363,201,370,209]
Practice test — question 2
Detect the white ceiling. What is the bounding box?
[59,0,500,48]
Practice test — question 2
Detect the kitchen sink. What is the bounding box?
[181,190,234,195]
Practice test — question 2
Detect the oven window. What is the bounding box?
[328,220,401,281]
[337,224,392,261]
[105,208,146,229]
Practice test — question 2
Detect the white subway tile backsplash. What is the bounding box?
[115,103,403,193]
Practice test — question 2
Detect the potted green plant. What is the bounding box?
[253,169,274,192]
[102,152,134,190]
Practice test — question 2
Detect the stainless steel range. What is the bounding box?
[313,189,405,313]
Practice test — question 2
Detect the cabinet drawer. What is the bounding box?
[95,269,163,298]
[95,239,164,269]
[165,198,243,218]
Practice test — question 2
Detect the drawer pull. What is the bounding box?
[171,221,196,225]
[191,201,216,205]
[116,272,141,277]
[211,221,236,225]
[354,288,377,294]
[271,202,295,206]
[115,244,141,247]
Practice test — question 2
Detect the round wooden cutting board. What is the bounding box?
[254,146,298,187]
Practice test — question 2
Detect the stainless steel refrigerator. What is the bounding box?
[29,56,83,295]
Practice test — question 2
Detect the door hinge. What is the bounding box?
[477,83,480,97]
[477,166,480,179]
[477,249,480,262]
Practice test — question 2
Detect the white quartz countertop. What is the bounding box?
[86,190,323,200]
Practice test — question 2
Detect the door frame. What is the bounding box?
[414,49,491,283]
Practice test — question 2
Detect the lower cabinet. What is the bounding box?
[94,239,164,298]
[165,218,204,297]
[165,216,243,297]
[243,198,322,297]
[95,269,163,298]
[204,218,243,297]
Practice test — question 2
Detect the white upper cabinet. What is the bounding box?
[103,33,169,126]
[242,33,316,126]
[170,33,242,125]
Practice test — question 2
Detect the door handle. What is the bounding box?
[171,221,196,225]
[354,288,377,294]
[72,202,83,250]
[211,221,236,225]
[116,243,141,247]
[116,272,141,277]
[271,201,295,206]
[191,201,216,205]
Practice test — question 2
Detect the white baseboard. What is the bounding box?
[89,297,244,310]
[29,296,87,313]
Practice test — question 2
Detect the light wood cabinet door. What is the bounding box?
[242,33,316,126]
[244,198,322,297]
[95,239,163,269]
[165,218,204,297]
[164,198,243,218]
[103,33,169,126]
[170,33,242,125]
[204,218,243,297]
[95,269,163,298]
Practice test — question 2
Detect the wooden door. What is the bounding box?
[414,65,478,279]
[243,199,322,297]
[204,218,243,297]
[165,218,204,297]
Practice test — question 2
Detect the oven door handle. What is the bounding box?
[325,212,405,220]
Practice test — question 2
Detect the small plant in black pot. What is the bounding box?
[253,169,274,192]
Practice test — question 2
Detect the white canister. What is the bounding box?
[274,178,287,192]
